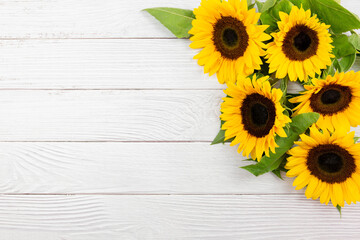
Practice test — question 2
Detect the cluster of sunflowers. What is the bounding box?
[145,0,360,209]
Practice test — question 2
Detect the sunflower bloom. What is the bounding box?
[266,6,334,82]
[286,126,360,207]
[220,74,291,160]
[290,71,360,132]
[189,0,271,84]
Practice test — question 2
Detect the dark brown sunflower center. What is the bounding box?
[294,31,312,51]
[251,103,269,126]
[241,93,276,138]
[318,152,343,173]
[307,144,356,183]
[213,16,249,60]
[310,84,352,115]
[321,89,341,104]
[282,24,319,61]
[223,28,238,47]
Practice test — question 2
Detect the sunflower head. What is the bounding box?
[290,71,360,132]
[266,6,334,82]
[220,74,291,160]
[286,126,360,207]
[189,0,271,84]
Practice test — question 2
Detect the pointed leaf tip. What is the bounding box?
[143,7,195,38]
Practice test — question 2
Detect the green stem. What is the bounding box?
[269,76,280,86]
[280,77,288,105]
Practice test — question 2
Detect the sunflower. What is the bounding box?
[265,6,334,82]
[290,71,360,132]
[286,126,360,207]
[220,74,291,160]
[189,0,271,84]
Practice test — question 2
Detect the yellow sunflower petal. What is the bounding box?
[287,127,360,206]
[266,5,333,82]
[189,0,270,84]
[220,74,290,162]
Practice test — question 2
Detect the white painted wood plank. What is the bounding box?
[0,195,357,239]
[0,90,222,141]
[0,89,359,141]
[0,142,297,194]
[0,39,359,90]
[0,39,219,89]
[0,0,198,39]
[0,0,358,38]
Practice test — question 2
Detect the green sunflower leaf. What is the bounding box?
[303,0,360,34]
[248,3,256,9]
[242,112,320,176]
[143,8,195,38]
[211,129,226,145]
[272,169,283,179]
[332,34,356,58]
[349,32,360,50]
[259,11,278,33]
[259,0,277,13]
[255,0,264,11]
[338,53,356,72]
[269,0,293,19]
[288,0,302,8]
[259,0,293,33]
[354,136,360,143]
[211,121,234,145]
[336,205,342,217]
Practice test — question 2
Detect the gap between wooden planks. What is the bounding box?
[0,39,359,90]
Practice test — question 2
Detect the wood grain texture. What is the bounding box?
[0,195,358,239]
[0,0,359,238]
[0,89,358,142]
[0,39,219,89]
[0,90,223,141]
[0,39,359,90]
[0,0,357,39]
[0,0,198,39]
[0,142,299,194]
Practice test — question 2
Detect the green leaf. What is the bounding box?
[339,53,356,72]
[269,0,293,19]
[288,0,302,8]
[211,129,226,145]
[333,58,342,72]
[259,0,293,33]
[242,112,320,176]
[272,168,283,180]
[336,205,342,218]
[260,0,277,12]
[332,34,356,58]
[259,11,278,33]
[143,8,195,38]
[255,0,264,11]
[304,0,360,34]
[211,121,234,145]
[349,32,360,50]
[354,136,360,143]
[242,154,285,177]
[325,59,336,77]
[248,3,256,9]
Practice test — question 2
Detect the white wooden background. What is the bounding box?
[0,0,359,239]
